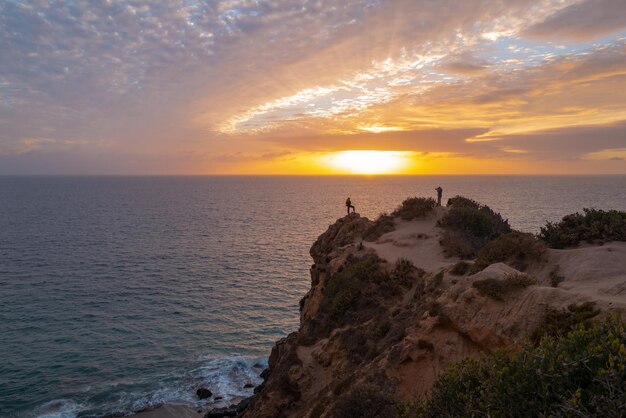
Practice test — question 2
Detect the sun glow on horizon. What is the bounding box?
[322,150,414,174]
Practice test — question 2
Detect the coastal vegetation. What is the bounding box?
[471,273,537,301]
[246,197,626,418]
[470,231,546,273]
[364,198,436,242]
[414,317,625,417]
[530,302,600,345]
[320,255,417,330]
[363,213,396,242]
[539,208,626,248]
[392,197,437,221]
[449,260,471,275]
[329,316,625,418]
[438,196,511,258]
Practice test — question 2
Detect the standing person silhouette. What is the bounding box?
[435,186,443,206]
[346,197,355,214]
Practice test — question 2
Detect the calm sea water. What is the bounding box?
[1,175,625,417]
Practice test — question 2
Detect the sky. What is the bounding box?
[1,0,626,175]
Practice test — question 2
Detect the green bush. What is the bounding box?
[472,274,537,301]
[450,261,471,276]
[438,196,511,258]
[392,197,436,221]
[414,317,626,417]
[320,256,416,329]
[322,256,383,322]
[331,384,401,418]
[531,302,600,345]
[470,231,546,273]
[363,213,396,242]
[438,231,475,259]
[390,258,422,286]
[446,195,481,209]
[539,208,626,249]
[549,265,566,287]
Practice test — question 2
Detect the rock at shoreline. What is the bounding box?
[205,398,251,418]
[196,388,212,400]
[253,382,264,394]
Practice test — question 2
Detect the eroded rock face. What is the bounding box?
[309,213,373,262]
[243,211,626,418]
[301,213,375,324]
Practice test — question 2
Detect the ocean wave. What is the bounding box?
[30,356,266,418]
[34,399,84,418]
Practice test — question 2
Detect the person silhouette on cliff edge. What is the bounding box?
[346,197,355,214]
[435,186,443,206]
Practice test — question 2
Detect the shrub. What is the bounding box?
[391,197,436,221]
[320,255,415,331]
[331,384,401,418]
[415,317,626,418]
[539,208,626,249]
[363,213,396,242]
[470,231,546,273]
[450,261,471,276]
[390,258,421,286]
[549,265,565,287]
[322,256,383,322]
[446,195,481,209]
[339,327,374,365]
[438,196,511,258]
[472,273,537,301]
[438,230,475,259]
[530,302,600,345]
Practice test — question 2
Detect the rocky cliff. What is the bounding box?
[240,201,626,418]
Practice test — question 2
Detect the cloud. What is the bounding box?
[257,127,492,154]
[440,61,489,75]
[1,0,626,173]
[524,0,626,41]
[0,136,88,156]
[204,0,576,134]
[497,121,626,160]
[203,150,294,163]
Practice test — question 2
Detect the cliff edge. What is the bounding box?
[240,198,626,418]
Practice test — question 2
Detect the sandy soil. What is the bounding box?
[365,207,626,311]
[363,206,455,273]
[533,241,626,310]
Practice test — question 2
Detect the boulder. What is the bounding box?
[196,387,212,400]
[204,398,251,418]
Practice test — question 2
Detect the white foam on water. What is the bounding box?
[31,355,267,417]
[192,356,266,403]
[34,398,83,418]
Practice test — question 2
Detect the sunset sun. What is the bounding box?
[323,150,413,174]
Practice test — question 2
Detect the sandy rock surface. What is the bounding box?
[243,208,626,418]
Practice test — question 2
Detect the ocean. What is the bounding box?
[1,175,625,417]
